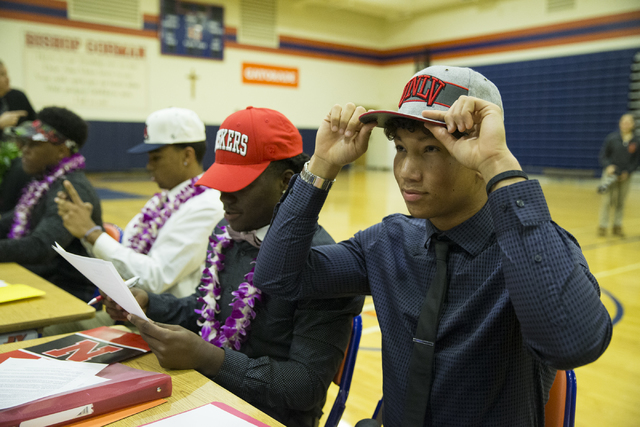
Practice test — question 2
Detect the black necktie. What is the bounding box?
[402,236,452,426]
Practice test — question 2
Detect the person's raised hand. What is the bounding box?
[127,314,224,375]
[55,180,99,241]
[310,103,377,179]
[103,287,149,321]
[421,96,521,181]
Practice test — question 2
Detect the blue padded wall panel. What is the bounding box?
[473,48,637,172]
[83,121,147,171]
[83,122,317,172]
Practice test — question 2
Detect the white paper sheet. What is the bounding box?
[143,404,257,426]
[52,243,148,320]
[0,357,108,410]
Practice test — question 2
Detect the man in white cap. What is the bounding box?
[254,66,612,426]
[57,107,223,298]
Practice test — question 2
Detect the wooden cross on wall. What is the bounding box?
[187,69,199,99]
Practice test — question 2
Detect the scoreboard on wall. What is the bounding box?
[160,0,224,60]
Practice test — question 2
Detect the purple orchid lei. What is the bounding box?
[195,227,262,350]
[126,176,206,255]
[9,153,86,239]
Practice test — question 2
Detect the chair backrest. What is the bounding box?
[545,370,577,427]
[372,397,384,424]
[324,315,363,427]
[103,222,123,243]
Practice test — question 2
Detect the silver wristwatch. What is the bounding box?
[300,161,335,191]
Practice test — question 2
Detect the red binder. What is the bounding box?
[0,362,172,427]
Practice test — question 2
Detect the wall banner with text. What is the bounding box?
[160,0,224,60]
[24,32,148,111]
[242,63,299,88]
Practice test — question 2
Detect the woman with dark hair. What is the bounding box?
[0,106,102,301]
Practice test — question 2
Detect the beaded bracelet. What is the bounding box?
[486,170,529,195]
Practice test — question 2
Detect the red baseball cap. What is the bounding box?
[196,107,303,192]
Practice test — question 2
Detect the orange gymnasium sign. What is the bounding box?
[242,63,299,88]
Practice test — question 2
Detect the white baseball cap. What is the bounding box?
[128,107,206,153]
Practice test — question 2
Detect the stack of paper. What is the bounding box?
[0,357,172,426]
[0,358,109,410]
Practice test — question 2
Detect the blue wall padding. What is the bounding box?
[83,123,318,172]
[473,48,637,173]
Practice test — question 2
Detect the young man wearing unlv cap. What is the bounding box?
[103,107,364,427]
[0,107,102,301]
[56,107,224,298]
[254,66,612,426]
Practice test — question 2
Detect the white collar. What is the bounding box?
[167,173,204,198]
[255,224,270,242]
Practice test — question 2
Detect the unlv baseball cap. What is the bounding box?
[128,107,206,153]
[196,107,303,193]
[360,65,503,128]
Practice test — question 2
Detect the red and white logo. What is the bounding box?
[42,339,122,362]
[215,129,248,156]
[399,75,446,108]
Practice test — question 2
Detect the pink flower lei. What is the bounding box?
[9,153,86,239]
[195,227,263,350]
[127,177,206,255]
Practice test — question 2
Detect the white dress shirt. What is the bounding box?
[90,176,224,298]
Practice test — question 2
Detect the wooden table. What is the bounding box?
[0,263,95,334]
[0,332,285,426]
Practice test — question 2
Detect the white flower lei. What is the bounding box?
[126,177,205,255]
[9,153,86,239]
[195,227,262,350]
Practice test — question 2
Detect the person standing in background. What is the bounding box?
[0,60,37,214]
[597,113,639,237]
[0,60,35,130]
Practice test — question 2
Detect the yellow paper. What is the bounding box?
[0,284,46,303]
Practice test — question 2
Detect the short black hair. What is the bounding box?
[267,152,310,176]
[37,107,88,148]
[383,117,432,141]
[172,141,207,164]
